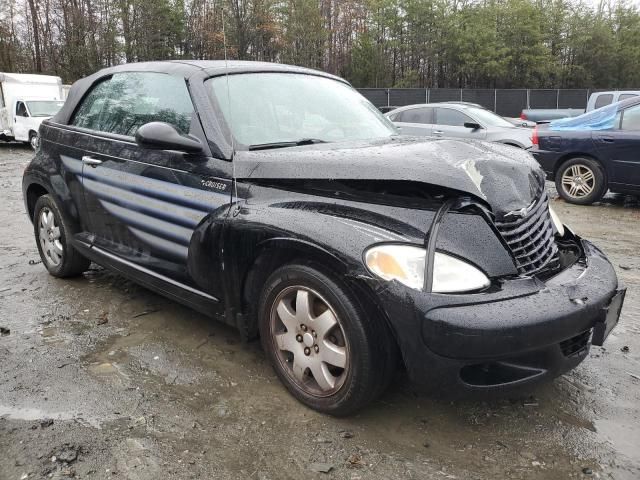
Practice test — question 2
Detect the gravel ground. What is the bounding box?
[1,142,639,480]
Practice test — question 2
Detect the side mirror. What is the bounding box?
[464,122,482,130]
[135,122,203,153]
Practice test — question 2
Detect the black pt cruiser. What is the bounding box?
[23,61,625,415]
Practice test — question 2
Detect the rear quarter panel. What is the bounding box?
[536,130,605,174]
[23,122,88,231]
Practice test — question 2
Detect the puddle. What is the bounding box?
[87,361,130,382]
[89,362,118,375]
[0,405,102,428]
[40,326,58,337]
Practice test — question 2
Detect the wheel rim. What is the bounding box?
[30,135,38,150]
[38,207,63,266]
[269,286,349,397]
[561,164,595,199]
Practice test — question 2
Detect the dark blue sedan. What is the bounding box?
[532,97,640,204]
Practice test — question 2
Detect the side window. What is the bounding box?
[618,94,638,102]
[620,105,640,131]
[71,78,113,130]
[436,108,473,127]
[16,102,28,117]
[71,72,194,136]
[397,107,433,124]
[594,94,613,109]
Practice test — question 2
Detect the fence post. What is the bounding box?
[526,89,531,109]
[494,89,497,113]
[556,89,560,109]
[386,89,390,107]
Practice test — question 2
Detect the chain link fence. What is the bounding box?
[358,88,593,117]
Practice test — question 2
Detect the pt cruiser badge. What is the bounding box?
[23,61,625,415]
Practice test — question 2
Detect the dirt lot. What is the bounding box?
[1,142,639,480]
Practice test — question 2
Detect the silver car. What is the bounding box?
[386,103,533,149]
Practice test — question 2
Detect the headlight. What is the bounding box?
[364,244,490,293]
[548,205,565,237]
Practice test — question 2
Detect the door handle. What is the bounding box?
[600,136,615,143]
[433,130,444,135]
[82,156,102,167]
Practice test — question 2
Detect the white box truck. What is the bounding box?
[0,73,65,149]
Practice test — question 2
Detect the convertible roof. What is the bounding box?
[52,60,346,125]
[96,60,344,81]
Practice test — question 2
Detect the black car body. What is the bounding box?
[23,61,624,415]
[532,97,640,204]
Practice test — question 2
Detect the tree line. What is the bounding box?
[1,0,639,89]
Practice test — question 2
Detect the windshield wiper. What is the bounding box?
[248,138,327,151]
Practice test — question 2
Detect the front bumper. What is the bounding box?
[375,239,623,395]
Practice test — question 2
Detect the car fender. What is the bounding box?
[22,166,81,232]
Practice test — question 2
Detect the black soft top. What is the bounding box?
[53,60,346,126]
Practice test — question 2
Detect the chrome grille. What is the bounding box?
[495,193,559,276]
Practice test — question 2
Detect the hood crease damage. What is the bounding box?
[234,136,546,219]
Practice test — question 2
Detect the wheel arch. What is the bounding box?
[239,237,401,355]
[500,141,524,149]
[241,238,350,322]
[25,182,49,221]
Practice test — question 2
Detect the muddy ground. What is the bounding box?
[1,142,639,480]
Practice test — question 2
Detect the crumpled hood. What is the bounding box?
[234,136,546,219]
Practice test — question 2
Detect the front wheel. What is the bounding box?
[29,131,39,150]
[258,263,396,416]
[555,157,606,205]
[33,195,90,277]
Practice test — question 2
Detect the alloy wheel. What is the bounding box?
[269,286,349,397]
[38,207,63,266]
[561,164,595,199]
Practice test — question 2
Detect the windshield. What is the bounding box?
[466,107,515,128]
[207,73,397,148]
[26,100,65,117]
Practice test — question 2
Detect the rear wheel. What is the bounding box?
[555,157,606,205]
[33,195,90,277]
[258,263,395,416]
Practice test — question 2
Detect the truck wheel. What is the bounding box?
[555,157,606,205]
[33,195,90,277]
[258,263,395,416]
[29,132,39,150]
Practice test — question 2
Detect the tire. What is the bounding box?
[258,263,395,416]
[555,157,606,205]
[29,131,39,150]
[33,195,90,278]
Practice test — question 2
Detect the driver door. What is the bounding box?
[594,103,640,187]
[13,101,29,141]
[66,71,233,285]
[433,107,487,140]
